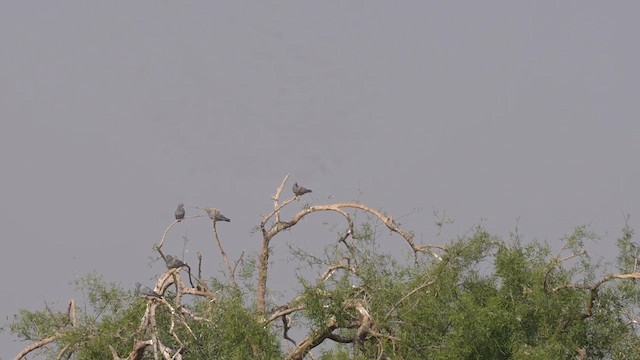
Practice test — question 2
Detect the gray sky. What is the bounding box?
[1,2,639,357]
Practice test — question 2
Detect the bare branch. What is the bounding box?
[285,318,339,360]
[282,314,297,346]
[157,216,200,250]
[257,194,435,314]
[13,333,61,360]
[269,173,291,226]
[549,271,640,331]
[233,251,245,278]
[67,299,76,327]
[209,217,238,287]
[266,305,305,324]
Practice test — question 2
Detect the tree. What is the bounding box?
[6,175,640,359]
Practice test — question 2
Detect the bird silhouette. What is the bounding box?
[292,182,312,196]
[175,203,185,222]
[204,208,231,222]
[165,255,187,269]
[135,282,162,298]
[163,255,195,287]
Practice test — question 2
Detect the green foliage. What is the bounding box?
[7,220,640,359]
[187,294,281,359]
[305,226,640,359]
[68,301,146,359]
[9,307,69,342]
[8,273,281,359]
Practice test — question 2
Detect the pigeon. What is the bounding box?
[165,255,187,269]
[164,255,195,287]
[135,282,162,298]
[204,208,231,222]
[292,182,312,196]
[175,203,185,222]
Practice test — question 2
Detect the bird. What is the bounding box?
[175,203,185,222]
[164,255,195,287]
[292,182,312,196]
[135,282,162,298]
[165,255,187,269]
[204,208,231,222]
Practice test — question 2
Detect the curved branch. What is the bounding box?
[285,318,339,360]
[582,272,640,319]
[13,333,61,360]
[257,199,430,314]
[266,305,305,324]
[156,216,199,250]
[549,271,640,331]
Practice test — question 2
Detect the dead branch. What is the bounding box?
[233,251,245,278]
[257,175,430,314]
[67,299,76,327]
[210,216,238,287]
[582,272,640,319]
[267,305,305,324]
[192,206,239,288]
[285,318,339,360]
[282,314,297,346]
[157,215,200,250]
[263,173,292,227]
[548,271,640,331]
[353,302,373,351]
[321,260,350,281]
[109,340,153,360]
[55,344,72,360]
[13,333,61,360]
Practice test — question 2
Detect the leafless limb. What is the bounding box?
[257,175,437,314]
[284,318,339,360]
[267,305,305,324]
[261,173,293,227]
[194,206,239,288]
[13,333,61,360]
[548,271,640,331]
[55,344,73,360]
[233,251,245,279]
[282,314,297,346]
[67,299,76,327]
[157,215,199,250]
[211,217,238,287]
[320,260,350,281]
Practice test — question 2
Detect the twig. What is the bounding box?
[211,220,238,287]
[384,279,435,320]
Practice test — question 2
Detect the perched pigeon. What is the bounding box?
[175,204,185,222]
[165,255,187,269]
[292,182,312,196]
[204,208,231,222]
[135,282,162,298]
[164,255,195,287]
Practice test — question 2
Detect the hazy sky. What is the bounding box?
[1,2,639,357]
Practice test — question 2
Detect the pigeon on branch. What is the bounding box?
[292,182,312,196]
[175,203,185,222]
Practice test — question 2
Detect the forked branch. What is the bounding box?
[257,174,438,314]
